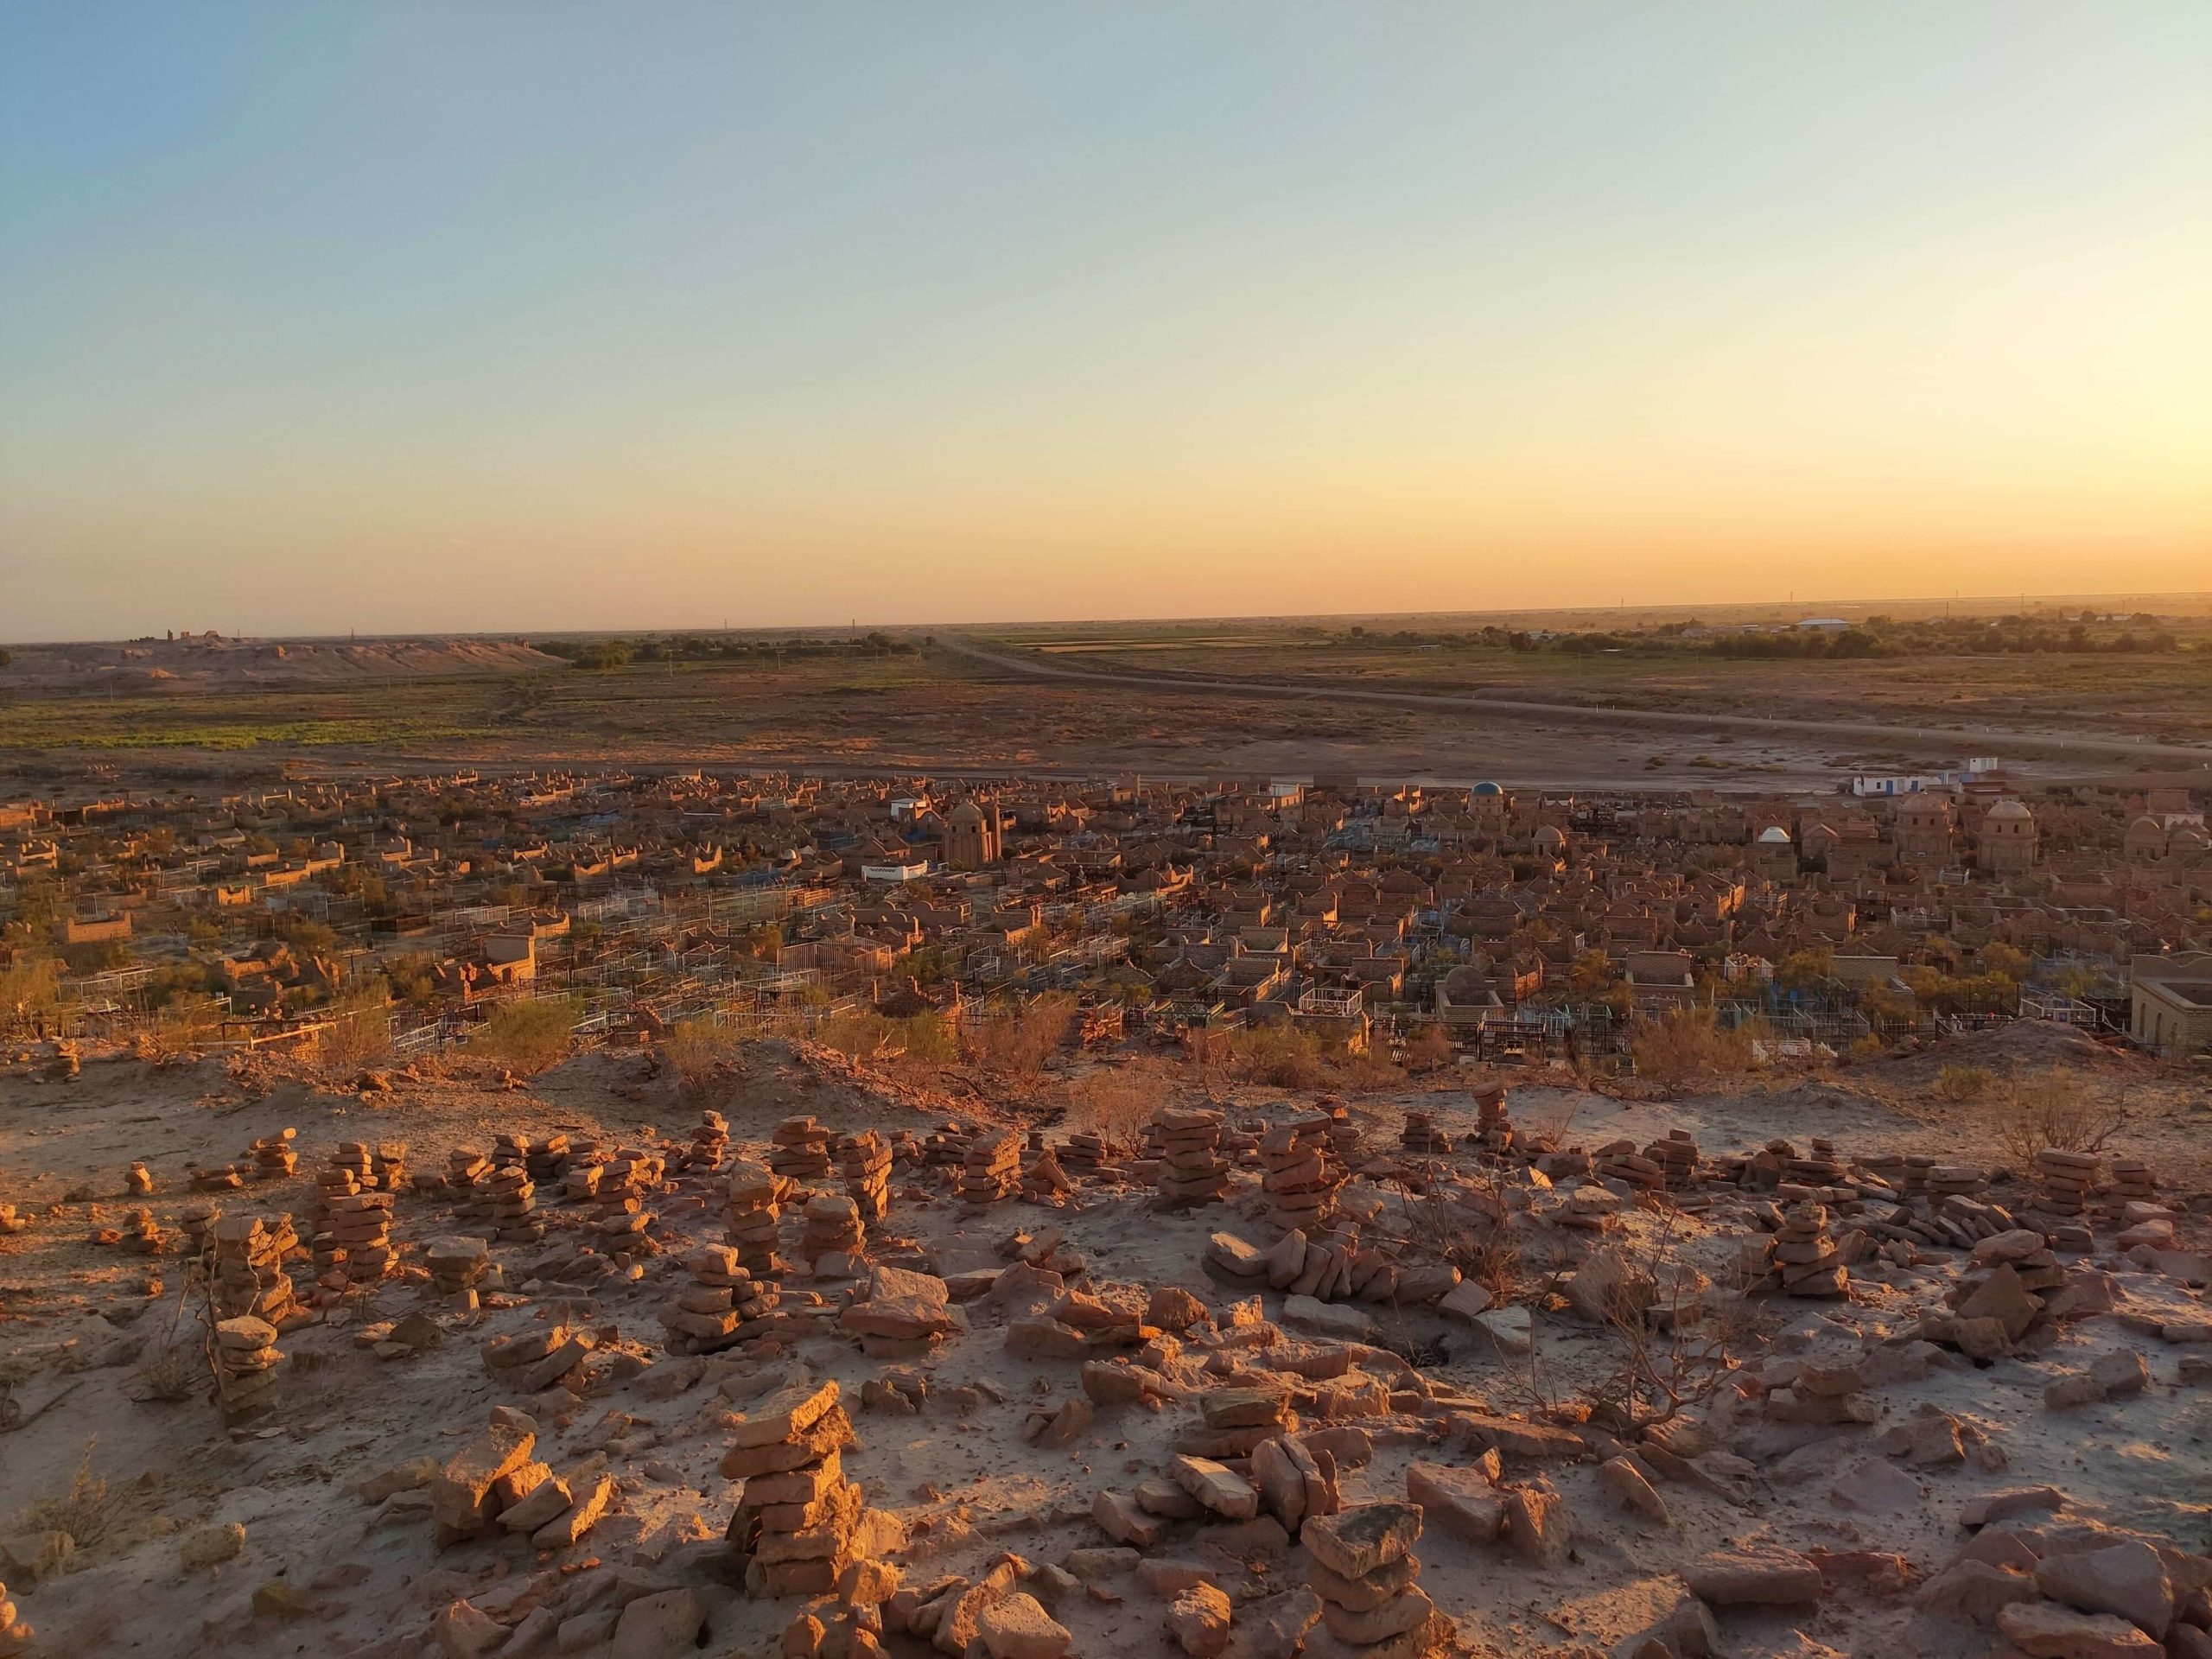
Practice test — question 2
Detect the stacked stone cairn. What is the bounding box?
[524,1134,570,1186]
[1595,1140,1666,1194]
[487,1160,543,1243]
[1928,1165,1988,1201]
[1751,1201,1848,1299]
[372,1142,408,1190]
[769,1116,833,1182]
[2109,1157,2155,1205]
[1902,1155,1936,1198]
[1259,1116,1343,1231]
[1304,1502,1451,1659]
[445,1147,492,1219]
[839,1130,893,1221]
[0,1203,26,1237]
[801,1193,867,1273]
[1400,1110,1451,1155]
[188,1159,245,1192]
[1061,1128,1111,1176]
[725,1159,786,1274]
[126,1160,156,1197]
[1786,1138,1849,1188]
[2033,1148,2100,1219]
[425,1236,493,1309]
[247,1128,298,1181]
[1647,1130,1698,1189]
[921,1122,970,1169]
[1472,1084,1514,1154]
[212,1313,284,1426]
[118,1206,166,1254]
[961,1129,1022,1207]
[690,1110,729,1171]
[179,1202,219,1254]
[1154,1107,1230,1206]
[591,1148,663,1255]
[312,1158,396,1293]
[210,1213,303,1325]
[721,1378,863,1597]
[660,1243,779,1355]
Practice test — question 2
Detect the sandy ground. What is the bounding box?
[1,1035,2207,1659]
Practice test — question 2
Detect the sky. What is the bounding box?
[3,3,2208,641]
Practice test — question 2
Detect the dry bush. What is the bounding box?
[16,1438,118,1548]
[1065,1062,1169,1151]
[963,995,1075,1077]
[1402,1023,1456,1072]
[1229,1024,1328,1090]
[467,996,578,1074]
[1936,1062,1994,1102]
[1976,1066,2126,1165]
[1629,1007,1750,1088]
[662,1016,733,1096]
[315,987,392,1073]
[1519,1095,1582,1154]
[129,1339,208,1403]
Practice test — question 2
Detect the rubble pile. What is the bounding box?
[1020,1135,1076,1204]
[480,1323,595,1395]
[838,1130,892,1221]
[768,1116,833,1182]
[1258,1116,1344,1231]
[725,1159,787,1274]
[1154,1107,1230,1206]
[659,1243,779,1355]
[722,1378,864,1597]
[1595,1139,1667,1193]
[960,1129,1022,1207]
[429,1408,613,1550]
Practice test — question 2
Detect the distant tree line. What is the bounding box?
[1315,613,2184,660]
[533,632,924,671]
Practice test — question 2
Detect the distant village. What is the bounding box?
[3,766,2209,1067]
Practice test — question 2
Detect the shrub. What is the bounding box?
[963,994,1075,1077]
[1935,1063,1993,1102]
[1065,1062,1167,1152]
[468,996,578,1073]
[1402,1023,1456,1072]
[663,1016,733,1095]
[1629,1007,1750,1088]
[1230,1024,1328,1090]
[316,987,392,1073]
[1976,1066,2126,1165]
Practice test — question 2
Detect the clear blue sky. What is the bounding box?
[3,3,2207,639]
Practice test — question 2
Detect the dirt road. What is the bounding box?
[943,639,2212,773]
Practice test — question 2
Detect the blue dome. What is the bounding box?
[1471,781,1503,796]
